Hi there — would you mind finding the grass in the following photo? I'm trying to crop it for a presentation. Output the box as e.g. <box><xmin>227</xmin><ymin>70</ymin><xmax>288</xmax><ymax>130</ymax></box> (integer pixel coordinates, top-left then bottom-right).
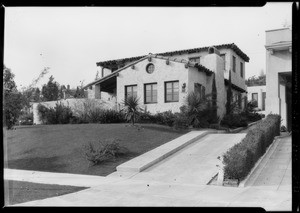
<box><xmin>5</xmin><ymin>180</ymin><xmax>88</xmax><ymax>205</ymax></box>
<box><xmin>4</xmin><ymin>123</ymin><xmax>188</xmax><ymax>176</ymax></box>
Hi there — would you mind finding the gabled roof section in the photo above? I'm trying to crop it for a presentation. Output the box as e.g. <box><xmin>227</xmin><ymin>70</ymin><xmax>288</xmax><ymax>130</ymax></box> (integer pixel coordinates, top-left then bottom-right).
<box><xmin>96</xmin><ymin>43</ymin><xmax>250</xmax><ymax>69</ymax></box>
<box><xmin>84</xmin><ymin>54</ymin><xmax>213</xmax><ymax>89</ymax></box>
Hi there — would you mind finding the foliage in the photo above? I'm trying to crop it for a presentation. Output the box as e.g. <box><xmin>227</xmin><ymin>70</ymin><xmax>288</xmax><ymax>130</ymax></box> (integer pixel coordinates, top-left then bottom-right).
<box><xmin>37</xmin><ymin>102</ymin><xmax>74</xmax><ymax>124</ymax></box>
<box><xmin>211</xmin><ymin>73</ymin><xmax>218</xmax><ymax>120</ymax></box>
<box><xmin>245</xmin><ymin>74</ymin><xmax>266</xmax><ymax>87</ymax></box>
<box><xmin>82</xmin><ymin>138</ymin><xmax>127</xmax><ymax>166</ymax></box>
<box><xmin>220</xmin><ymin>113</ymin><xmax>248</xmax><ymax>129</ymax></box>
<box><xmin>3</xmin><ymin>65</ymin><xmax>25</xmax><ymax>129</ymax></box>
<box><xmin>182</xmin><ymin>91</ymin><xmax>218</xmax><ymax>128</ymax></box>
<box><xmin>98</xmin><ymin>109</ymin><xmax>125</xmax><ymax>124</ymax></box>
<box><xmin>41</xmin><ymin>75</ymin><xmax>59</xmax><ymax>101</ymax></box>
<box><xmin>18</xmin><ymin>112</ymin><xmax>33</xmax><ymax>125</ymax></box>
<box><xmin>121</xmin><ymin>96</ymin><xmax>142</xmax><ymax>125</ymax></box>
<box><xmin>226</xmin><ymin>70</ymin><xmax>233</xmax><ymax>115</ymax></box>
<box><xmin>222</xmin><ymin>114</ymin><xmax>281</xmax><ymax>180</ymax></box>
<box><xmin>172</xmin><ymin>113</ymin><xmax>190</xmax><ymax>129</ymax></box>
<box><xmin>280</xmin><ymin>125</ymin><xmax>287</xmax><ymax>132</ymax></box>
<box><xmin>240</xmin><ymin>101</ymin><xmax>264</xmax><ymax>123</ymax></box>
<box><xmin>72</xmin><ymin>99</ymin><xmax>124</xmax><ymax>124</ymax></box>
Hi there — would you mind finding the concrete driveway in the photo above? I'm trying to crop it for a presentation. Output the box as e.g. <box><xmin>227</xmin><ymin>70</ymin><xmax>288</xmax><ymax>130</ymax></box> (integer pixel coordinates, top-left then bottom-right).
<box><xmin>130</xmin><ymin>134</ymin><xmax>246</xmax><ymax>185</ymax></box>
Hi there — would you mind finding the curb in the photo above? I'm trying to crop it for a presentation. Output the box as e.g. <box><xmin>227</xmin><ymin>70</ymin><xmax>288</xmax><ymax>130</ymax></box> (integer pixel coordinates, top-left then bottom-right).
<box><xmin>238</xmin><ymin>136</ymin><xmax>281</xmax><ymax>187</ymax></box>
<box><xmin>117</xmin><ymin>130</ymin><xmax>217</xmax><ymax>173</ymax></box>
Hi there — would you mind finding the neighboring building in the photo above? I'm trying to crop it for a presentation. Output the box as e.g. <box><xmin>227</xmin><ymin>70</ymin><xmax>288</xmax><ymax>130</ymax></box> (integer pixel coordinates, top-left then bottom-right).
<box><xmin>247</xmin><ymin>85</ymin><xmax>266</xmax><ymax>114</ymax></box>
<box><xmin>84</xmin><ymin>43</ymin><xmax>249</xmax><ymax>119</ymax></box>
<box><xmin>265</xmin><ymin>28</ymin><xmax>292</xmax><ymax>131</ymax></box>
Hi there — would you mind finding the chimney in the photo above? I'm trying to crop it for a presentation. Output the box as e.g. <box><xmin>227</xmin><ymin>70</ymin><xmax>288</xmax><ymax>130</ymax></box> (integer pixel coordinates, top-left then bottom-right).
<box><xmin>67</xmin><ymin>85</ymin><xmax>70</xmax><ymax>90</ymax></box>
<box><xmin>208</xmin><ymin>46</ymin><xmax>221</xmax><ymax>56</ymax></box>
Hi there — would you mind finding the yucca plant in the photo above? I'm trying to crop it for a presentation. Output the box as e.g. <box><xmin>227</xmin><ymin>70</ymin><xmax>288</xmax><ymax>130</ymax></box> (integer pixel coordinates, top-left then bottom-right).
<box><xmin>121</xmin><ymin>96</ymin><xmax>142</xmax><ymax>125</ymax></box>
<box><xmin>184</xmin><ymin>91</ymin><xmax>217</xmax><ymax>128</ymax></box>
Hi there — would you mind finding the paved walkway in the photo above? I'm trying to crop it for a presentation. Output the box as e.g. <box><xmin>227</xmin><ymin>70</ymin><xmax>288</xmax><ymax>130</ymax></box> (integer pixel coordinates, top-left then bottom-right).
<box><xmin>4</xmin><ymin>134</ymin><xmax>291</xmax><ymax>210</ymax></box>
<box><xmin>248</xmin><ymin>135</ymin><xmax>291</xmax><ymax>191</ymax></box>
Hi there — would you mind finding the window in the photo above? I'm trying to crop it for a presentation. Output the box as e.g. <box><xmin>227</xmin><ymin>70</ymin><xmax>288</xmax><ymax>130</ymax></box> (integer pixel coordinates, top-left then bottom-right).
<box><xmin>189</xmin><ymin>57</ymin><xmax>200</xmax><ymax>63</ymax></box>
<box><xmin>220</xmin><ymin>54</ymin><xmax>226</xmax><ymax>70</ymax></box>
<box><xmin>165</xmin><ymin>81</ymin><xmax>179</xmax><ymax>102</ymax></box>
<box><xmin>232</xmin><ymin>55</ymin><xmax>236</xmax><ymax>72</ymax></box>
<box><xmin>240</xmin><ymin>62</ymin><xmax>244</xmax><ymax>78</ymax></box>
<box><xmin>146</xmin><ymin>63</ymin><xmax>155</xmax><ymax>74</ymax></box>
<box><xmin>125</xmin><ymin>85</ymin><xmax>137</xmax><ymax>100</ymax></box>
<box><xmin>252</xmin><ymin>93</ymin><xmax>258</xmax><ymax>107</ymax></box>
<box><xmin>194</xmin><ymin>83</ymin><xmax>205</xmax><ymax>99</ymax></box>
<box><xmin>144</xmin><ymin>83</ymin><xmax>157</xmax><ymax>104</ymax></box>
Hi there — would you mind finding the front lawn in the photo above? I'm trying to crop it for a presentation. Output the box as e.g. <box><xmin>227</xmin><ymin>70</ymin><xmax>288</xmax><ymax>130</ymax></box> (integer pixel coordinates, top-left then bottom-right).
<box><xmin>4</xmin><ymin>123</ymin><xmax>188</xmax><ymax>176</ymax></box>
<box><xmin>5</xmin><ymin>180</ymin><xmax>88</xmax><ymax>205</ymax></box>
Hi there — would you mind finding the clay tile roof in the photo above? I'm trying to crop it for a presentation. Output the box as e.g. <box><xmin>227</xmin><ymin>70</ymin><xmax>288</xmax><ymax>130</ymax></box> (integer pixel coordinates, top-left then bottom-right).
<box><xmin>96</xmin><ymin>43</ymin><xmax>250</xmax><ymax>68</ymax></box>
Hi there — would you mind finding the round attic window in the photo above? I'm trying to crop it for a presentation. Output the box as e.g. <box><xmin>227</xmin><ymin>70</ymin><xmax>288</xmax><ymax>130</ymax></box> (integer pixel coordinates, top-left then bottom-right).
<box><xmin>146</xmin><ymin>63</ymin><xmax>155</xmax><ymax>74</ymax></box>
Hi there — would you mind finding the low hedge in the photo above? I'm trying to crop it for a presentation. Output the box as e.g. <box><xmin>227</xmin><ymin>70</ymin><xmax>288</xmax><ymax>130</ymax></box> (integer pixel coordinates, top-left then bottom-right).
<box><xmin>222</xmin><ymin>114</ymin><xmax>281</xmax><ymax>181</ymax></box>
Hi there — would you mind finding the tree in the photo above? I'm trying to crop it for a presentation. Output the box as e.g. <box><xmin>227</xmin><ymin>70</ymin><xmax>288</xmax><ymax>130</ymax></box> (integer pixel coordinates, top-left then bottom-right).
<box><xmin>211</xmin><ymin>73</ymin><xmax>218</xmax><ymax>120</ymax></box>
<box><xmin>3</xmin><ymin>65</ymin><xmax>24</xmax><ymax>129</ymax></box>
<box><xmin>41</xmin><ymin>75</ymin><xmax>59</xmax><ymax>101</ymax></box>
<box><xmin>226</xmin><ymin>70</ymin><xmax>233</xmax><ymax>115</ymax></box>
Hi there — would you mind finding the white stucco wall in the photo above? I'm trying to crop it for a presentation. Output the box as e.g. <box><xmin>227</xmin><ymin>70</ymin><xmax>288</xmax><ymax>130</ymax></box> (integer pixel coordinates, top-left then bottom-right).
<box><xmin>247</xmin><ymin>85</ymin><xmax>266</xmax><ymax>113</ymax></box>
<box><xmin>223</xmin><ymin>49</ymin><xmax>246</xmax><ymax>91</ymax></box>
<box><xmin>265</xmin><ymin>28</ymin><xmax>292</xmax><ymax>127</ymax></box>
<box><xmin>201</xmin><ymin>53</ymin><xmax>226</xmax><ymax>118</ymax></box>
<box><xmin>116</xmin><ymin>57</ymin><xmax>189</xmax><ymax>113</ymax></box>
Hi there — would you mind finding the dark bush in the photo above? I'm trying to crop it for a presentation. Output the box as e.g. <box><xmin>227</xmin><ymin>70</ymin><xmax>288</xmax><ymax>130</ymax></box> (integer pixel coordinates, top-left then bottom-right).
<box><xmin>82</xmin><ymin>138</ymin><xmax>127</xmax><ymax>166</ymax></box>
<box><xmin>98</xmin><ymin>109</ymin><xmax>125</xmax><ymax>123</ymax></box>
<box><xmin>220</xmin><ymin>113</ymin><xmax>248</xmax><ymax>128</ymax></box>
<box><xmin>222</xmin><ymin>114</ymin><xmax>281</xmax><ymax>181</ymax></box>
<box><xmin>19</xmin><ymin>112</ymin><xmax>33</xmax><ymax>125</ymax></box>
<box><xmin>37</xmin><ymin>103</ymin><xmax>74</xmax><ymax>124</ymax></box>
<box><xmin>173</xmin><ymin>113</ymin><xmax>190</xmax><ymax>130</ymax></box>
<box><xmin>138</xmin><ymin>110</ymin><xmax>177</xmax><ymax>127</ymax></box>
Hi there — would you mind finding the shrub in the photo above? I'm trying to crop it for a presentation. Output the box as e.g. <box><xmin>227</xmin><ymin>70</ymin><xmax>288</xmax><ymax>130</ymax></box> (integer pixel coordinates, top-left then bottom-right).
<box><xmin>98</xmin><ymin>109</ymin><xmax>125</xmax><ymax>123</ymax></box>
<box><xmin>280</xmin><ymin>125</ymin><xmax>287</xmax><ymax>132</ymax></box>
<box><xmin>82</xmin><ymin>138</ymin><xmax>127</xmax><ymax>166</ymax></box>
<box><xmin>138</xmin><ymin>111</ymin><xmax>156</xmax><ymax>123</ymax></box>
<box><xmin>173</xmin><ymin>113</ymin><xmax>190</xmax><ymax>129</ymax></box>
<box><xmin>220</xmin><ymin>113</ymin><xmax>248</xmax><ymax>128</ymax></box>
<box><xmin>37</xmin><ymin>103</ymin><xmax>74</xmax><ymax>124</ymax></box>
<box><xmin>222</xmin><ymin>114</ymin><xmax>281</xmax><ymax>181</ymax></box>
<box><xmin>19</xmin><ymin>112</ymin><xmax>33</xmax><ymax>125</ymax></box>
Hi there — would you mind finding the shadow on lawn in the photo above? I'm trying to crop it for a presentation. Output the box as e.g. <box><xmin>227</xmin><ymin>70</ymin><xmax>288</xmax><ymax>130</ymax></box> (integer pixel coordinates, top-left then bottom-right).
<box><xmin>7</xmin><ymin>156</ymin><xmax>67</xmax><ymax>173</ymax></box>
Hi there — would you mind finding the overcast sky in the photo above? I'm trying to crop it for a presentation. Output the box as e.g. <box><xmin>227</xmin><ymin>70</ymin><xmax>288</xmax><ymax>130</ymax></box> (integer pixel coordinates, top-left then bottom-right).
<box><xmin>4</xmin><ymin>3</ymin><xmax>293</xmax><ymax>89</ymax></box>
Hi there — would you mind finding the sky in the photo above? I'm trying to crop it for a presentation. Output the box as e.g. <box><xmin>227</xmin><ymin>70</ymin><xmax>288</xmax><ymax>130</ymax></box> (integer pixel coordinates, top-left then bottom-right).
<box><xmin>4</xmin><ymin>3</ymin><xmax>293</xmax><ymax>90</ymax></box>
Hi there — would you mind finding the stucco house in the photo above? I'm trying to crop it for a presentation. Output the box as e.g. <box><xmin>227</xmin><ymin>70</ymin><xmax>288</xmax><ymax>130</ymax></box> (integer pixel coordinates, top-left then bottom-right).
<box><xmin>83</xmin><ymin>43</ymin><xmax>249</xmax><ymax>119</ymax></box>
<box><xmin>265</xmin><ymin>28</ymin><xmax>292</xmax><ymax>131</ymax></box>
<box><xmin>247</xmin><ymin>85</ymin><xmax>266</xmax><ymax>114</ymax></box>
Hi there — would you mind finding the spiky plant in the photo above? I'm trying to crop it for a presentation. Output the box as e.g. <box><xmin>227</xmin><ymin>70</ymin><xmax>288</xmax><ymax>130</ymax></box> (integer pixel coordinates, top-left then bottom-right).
<box><xmin>121</xmin><ymin>96</ymin><xmax>142</xmax><ymax>125</ymax></box>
